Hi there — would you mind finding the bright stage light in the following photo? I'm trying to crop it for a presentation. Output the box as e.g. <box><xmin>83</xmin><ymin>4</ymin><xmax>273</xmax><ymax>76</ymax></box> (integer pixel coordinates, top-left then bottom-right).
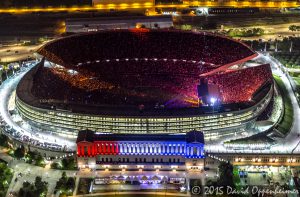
<box><xmin>210</xmin><ymin>97</ymin><xmax>216</xmax><ymax>105</ymax></box>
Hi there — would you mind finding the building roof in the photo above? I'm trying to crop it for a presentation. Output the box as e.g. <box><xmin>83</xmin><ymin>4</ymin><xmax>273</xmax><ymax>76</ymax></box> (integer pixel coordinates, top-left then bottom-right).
<box><xmin>66</xmin><ymin>16</ymin><xmax>173</xmax><ymax>24</ymax></box>
<box><xmin>76</xmin><ymin>129</ymin><xmax>95</xmax><ymax>143</ymax></box>
<box><xmin>76</xmin><ymin>129</ymin><xmax>205</xmax><ymax>144</ymax></box>
<box><xmin>186</xmin><ymin>130</ymin><xmax>205</xmax><ymax>144</ymax></box>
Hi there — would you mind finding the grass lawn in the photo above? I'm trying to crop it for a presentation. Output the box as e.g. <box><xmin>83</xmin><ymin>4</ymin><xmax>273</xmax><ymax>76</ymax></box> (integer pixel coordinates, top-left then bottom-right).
<box><xmin>224</xmin><ymin>132</ymin><xmax>274</xmax><ymax>145</ymax></box>
<box><xmin>293</xmin><ymin>77</ymin><xmax>300</xmax><ymax>85</ymax></box>
<box><xmin>273</xmin><ymin>52</ymin><xmax>300</xmax><ymax>69</ymax></box>
<box><xmin>292</xmin><ymin>77</ymin><xmax>300</xmax><ymax>103</ymax></box>
<box><xmin>273</xmin><ymin>75</ymin><xmax>294</xmax><ymax>135</ymax></box>
<box><xmin>233</xmin><ymin>167</ymin><xmax>242</xmax><ymax>190</ymax></box>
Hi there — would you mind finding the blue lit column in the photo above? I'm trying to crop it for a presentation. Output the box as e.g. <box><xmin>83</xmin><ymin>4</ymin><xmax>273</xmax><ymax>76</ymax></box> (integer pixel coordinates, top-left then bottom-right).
<box><xmin>159</xmin><ymin>144</ymin><xmax>162</xmax><ymax>154</ymax></box>
<box><xmin>120</xmin><ymin>143</ymin><xmax>123</xmax><ymax>153</ymax></box>
<box><xmin>145</xmin><ymin>144</ymin><xmax>149</xmax><ymax>154</ymax></box>
<box><xmin>129</xmin><ymin>143</ymin><xmax>132</xmax><ymax>154</ymax></box>
<box><xmin>137</xmin><ymin>144</ymin><xmax>140</xmax><ymax>154</ymax></box>
<box><xmin>186</xmin><ymin>146</ymin><xmax>190</xmax><ymax>156</ymax></box>
<box><xmin>125</xmin><ymin>144</ymin><xmax>128</xmax><ymax>153</ymax></box>
<box><xmin>150</xmin><ymin>144</ymin><xmax>153</xmax><ymax>154</ymax></box>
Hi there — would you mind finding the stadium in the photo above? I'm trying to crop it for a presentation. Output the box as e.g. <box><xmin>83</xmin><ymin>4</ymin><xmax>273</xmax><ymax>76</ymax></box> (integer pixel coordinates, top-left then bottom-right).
<box><xmin>15</xmin><ymin>29</ymin><xmax>274</xmax><ymax>140</ymax></box>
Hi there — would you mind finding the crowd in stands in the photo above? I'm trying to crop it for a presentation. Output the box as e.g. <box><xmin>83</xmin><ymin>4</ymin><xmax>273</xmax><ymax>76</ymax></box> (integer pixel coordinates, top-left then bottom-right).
<box><xmin>205</xmin><ymin>64</ymin><xmax>273</xmax><ymax>104</ymax></box>
<box><xmin>32</xmin><ymin>30</ymin><xmax>272</xmax><ymax>108</ymax></box>
<box><xmin>38</xmin><ymin>30</ymin><xmax>255</xmax><ymax>68</ymax></box>
<box><xmin>32</xmin><ymin>60</ymin><xmax>272</xmax><ymax>108</ymax></box>
<box><xmin>33</xmin><ymin>59</ymin><xmax>212</xmax><ymax>108</ymax></box>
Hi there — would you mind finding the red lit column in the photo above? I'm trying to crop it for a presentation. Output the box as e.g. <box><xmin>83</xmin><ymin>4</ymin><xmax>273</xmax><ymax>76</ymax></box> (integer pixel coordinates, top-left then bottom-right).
<box><xmin>111</xmin><ymin>143</ymin><xmax>115</xmax><ymax>154</ymax></box>
<box><xmin>77</xmin><ymin>145</ymin><xmax>81</xmax><ymax>156</ymax></box>
<box><xmin>81</xmin><ymin>146</ymin><xmax>85</xmax><ymax>156</ymax></box>
<box><xmin>103</xmin><ymin>143</ymin><xmax>106</xmax><ymax>155</ymax></box>
<box><xmin>107</xmin><ymin>143</ymin><xmax>111</xmax><ymax>154</ymax></box>
<box><xmin>99</xmin><ymin>143</ymin><xmax>102</xmax><ymax>155</ymax></box>
<box><xmin>115</xmin><ymin>143</ymin><xmax>119</xmax><ymax>155</ymax></box>
<box><xmin>95</xmin><ymin>143</ymin><xmax>99</xmax><ymax>155</ymax></box>
<box><xmin>92</xmin><ymin>144</ymin><xmax>95</xmax><ymax>156</ymax></box>
<box><xmin>88</xmin><ymin>145</ymin><xmax>91</xmax><ymax>157</ymax></box>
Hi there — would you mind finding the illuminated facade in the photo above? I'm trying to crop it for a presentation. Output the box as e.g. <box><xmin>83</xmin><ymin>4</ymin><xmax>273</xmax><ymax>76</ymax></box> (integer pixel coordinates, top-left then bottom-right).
<box><xmin>15</xmin><ymin>30</ymin><xmax>274</xmax><ymax>141</ymax></box>
<box><xmin>92</xmin><ymin>0</ymin><xmax>300</xmax><ymax>9</ymax></box>
<box><xmin>66</xmin><ymin>16</ymin><xmax>173</xmax><ymax>33</ymax></box>
<box><xmin>15</xmin><ymin>79</ymin><xmax>273</xmax><ymax>139</ymax></box>
<box><xmin>77</xmin><ymin>129</ymin><xmax>205</xmax><ymax>171</ymax></box>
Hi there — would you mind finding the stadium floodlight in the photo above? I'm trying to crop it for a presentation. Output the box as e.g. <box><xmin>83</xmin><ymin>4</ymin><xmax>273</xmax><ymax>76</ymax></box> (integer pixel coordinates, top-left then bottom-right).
<box><xmin>210</xmin><ymin>97</ymin><xmax>216</xmax><ymax>106</ymax></box>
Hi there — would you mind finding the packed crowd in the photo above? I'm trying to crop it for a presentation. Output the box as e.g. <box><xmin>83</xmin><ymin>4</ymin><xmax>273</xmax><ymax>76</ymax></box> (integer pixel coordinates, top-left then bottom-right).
<box><xmin>33</xmin><ymin>59</ymin><xmax>214</xmax><ymax>108</ymax></box>
<box><xmin>32</xmin><ymin>60</ymin><xmax>272</xmax><ymax>108</ymax></box>
<box><xmin>205</xmin><ymin>64</ymin><xmax>273</xmax><ymax>104</ymax></box>
<box><xmin>38</xmin><ymin>30</ymin><xmax>255</xmax><ymax>68</ymax></box>
<box><xmin>33</xmin><ymin>30</ymin><xmax>268</xmax><ymax>108</ymax></box>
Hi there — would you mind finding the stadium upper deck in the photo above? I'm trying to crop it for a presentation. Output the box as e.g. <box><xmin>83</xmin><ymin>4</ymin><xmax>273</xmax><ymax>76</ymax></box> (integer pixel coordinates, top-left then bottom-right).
<box><xmin>15</xmin><ymin>30</ymin><xmax>274</xmax><ymax>137</ymax></box>
<box><xmin>29</xmin><ymin>30</ymin><xmax>267</xmax><ymax>110</ymax></box>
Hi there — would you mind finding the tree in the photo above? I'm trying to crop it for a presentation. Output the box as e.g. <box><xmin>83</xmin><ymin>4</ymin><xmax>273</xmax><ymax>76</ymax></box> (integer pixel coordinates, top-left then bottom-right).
<box><xmin>35</xmin><ymin>176</ymin><xmax>47</xmax><ymax>195</ymax></box>
<box><xmin>55</xmin><ymin>172</ymin><xmax>75</xmax><ymax>195</ymax></box>
<box><xmin>51</xmin><ymin>162</ymin><xmax>61</xmax><ymax>169</ymax></box>
<box><xmin>25</xmin><ymin>151</ymin><xmax>45</xmax><ymax>167</ymax></box>
<box><xmin>18</xmin><ymin>177</ymin><xmax>48</xmax><ymax>197</ymax></box>
<box><xmin>0</xmin><ymin>134</ymin><xmax>9</xmax><ymax>148</ymax></box>
<box><xmin>0</xmin><ymin>162</ymin><xmax>13</xmax><ymax>197</ymax></box>
<box><xmin>217</xmin><ymin>161</ymin><xmax>234</xmax><ymax>187</ymax></box>
<box><xmin>61</xmin><ymin>157</ymin><xmax>76</xmax><ymax>170</ymax></box>
<box><xmin>35</xmin><ymin>154</ymin><xmax>45</xmax><ymax>167</ymax></box>
<box><xmin>66</xmin><ymin>177</ymin><xmax>75</xmax><ymax>190</ymax></box>
<box><xmin>62</xmin><ymin>171</ymin><xmax>67</xmax><ymax>180</ymax></box>
<box><xmin>14</xmin><ymin>145</ymin><xmax>25</xmax><ymax>159</ymax></box>
<box><xmin>289</xmin><ymin>25</ymin><xmax>297</xmax><ymax>32</ymax></box>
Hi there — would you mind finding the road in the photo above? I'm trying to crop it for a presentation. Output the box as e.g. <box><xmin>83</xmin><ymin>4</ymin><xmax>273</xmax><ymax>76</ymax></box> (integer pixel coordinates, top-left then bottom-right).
<box><xmin>287</xmin><ymin>68</ymin><xmax>300</xmax><ymax>73</ymax></box>
<box><xmin>0</xmin><ymin>44</ymin><xmax>42</xmax><ymax>62</ymax></box>
<box><xmin>231</xmin><ymin>22</ymin><xmax>300</xmax><ymax>41</ymax></box>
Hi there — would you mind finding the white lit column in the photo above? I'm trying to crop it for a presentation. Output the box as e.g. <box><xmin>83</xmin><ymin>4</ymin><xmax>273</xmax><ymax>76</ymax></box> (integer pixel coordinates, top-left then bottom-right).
<box><xmin>120</xmin><ymin>143</ymin><xmax>123</xmax><ymax>153</ymax></box>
